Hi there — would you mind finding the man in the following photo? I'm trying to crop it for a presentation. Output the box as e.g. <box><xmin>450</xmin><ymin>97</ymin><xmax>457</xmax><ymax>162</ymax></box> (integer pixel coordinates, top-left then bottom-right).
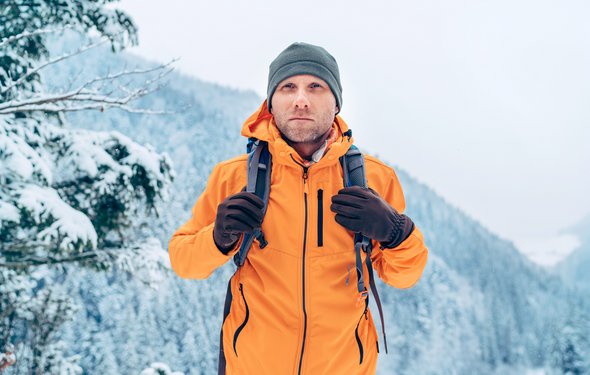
<box><xmin>169</xmin><ymin>42</ymin><xmax>428</xmax><ymax>375</ymax></box>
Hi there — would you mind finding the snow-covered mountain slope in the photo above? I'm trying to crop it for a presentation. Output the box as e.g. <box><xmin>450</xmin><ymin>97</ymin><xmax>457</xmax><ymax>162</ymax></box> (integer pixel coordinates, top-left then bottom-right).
<box><xmin>554</xmin><ymin>215</ymin><xmax>590</xmax><ymax>296</ymax></box>
<box><xmin>43</xmin><ymin>41</ymin><xmax>589</xmax><ymax>374</ymax></box>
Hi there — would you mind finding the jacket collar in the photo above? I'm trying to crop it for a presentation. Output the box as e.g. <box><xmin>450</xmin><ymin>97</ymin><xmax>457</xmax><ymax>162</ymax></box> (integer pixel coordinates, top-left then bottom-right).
<box><xmin>240</xmin><ymin>100</ymin><xmax>354</xmax><ymax>168</ymax></box>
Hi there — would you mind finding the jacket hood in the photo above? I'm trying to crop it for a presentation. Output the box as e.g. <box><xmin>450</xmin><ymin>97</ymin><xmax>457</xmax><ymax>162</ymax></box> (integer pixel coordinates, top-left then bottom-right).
<box><xmin>240</xmin><ymin>100</ymin><xmax>354</xmax><ymax>167</ymax></box>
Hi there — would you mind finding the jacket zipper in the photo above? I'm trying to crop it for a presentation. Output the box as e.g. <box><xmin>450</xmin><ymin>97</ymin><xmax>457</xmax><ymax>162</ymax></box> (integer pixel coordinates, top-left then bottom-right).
<box><xmin>233</xmin><ymin>283</ymin><xmax>250</xmax><ymax>357</ymax></box>
<box><xmin>317</xmin><ymin>189</ymin><xmax>323</xmax><ymax>247</ymax></box>
<box><xmin>297</xmin><ymin>164</ymin><xmax>309</xmax><ymax>375</ymax></box>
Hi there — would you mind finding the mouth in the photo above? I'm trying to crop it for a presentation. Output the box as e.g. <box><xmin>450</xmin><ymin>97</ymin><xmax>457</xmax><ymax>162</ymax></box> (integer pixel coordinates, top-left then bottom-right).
<box><xmin>290</xmin><ymin>117</ymin><xmax>313</xmax><ymax>121</ymax></box>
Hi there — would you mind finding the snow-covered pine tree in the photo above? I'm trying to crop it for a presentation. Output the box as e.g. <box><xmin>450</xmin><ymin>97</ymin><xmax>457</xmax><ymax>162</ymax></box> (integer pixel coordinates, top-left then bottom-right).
<box><xmin>548</xmin><ymin>304</ymin><xmax>590</xmax><ymax>375</ymax></box>
<box><xmin>0</xmin><ymin>1</ymin><xmax>174</xmax><ymax>373</ymax></box>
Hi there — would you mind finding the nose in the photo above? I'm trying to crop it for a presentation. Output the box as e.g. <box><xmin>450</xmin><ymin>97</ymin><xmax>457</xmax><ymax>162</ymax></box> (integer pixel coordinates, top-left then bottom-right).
<box><xmin>293</xmin><ymin>88</ymin><xmax>310</xmax><ymax>109</ymax></box>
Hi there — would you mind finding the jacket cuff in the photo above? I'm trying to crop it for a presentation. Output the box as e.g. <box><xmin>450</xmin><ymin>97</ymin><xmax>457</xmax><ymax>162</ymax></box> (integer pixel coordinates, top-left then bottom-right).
<box><xmin>213</xmin><ymin>230</ymin><xmax>244</xmax><ymax>255</ymax></box>
<box><xmin>379</xmin><ymin>214</ymin><xmax>415</xmax><ymax>250</ymax></box>
<box><xmin>215</xmin><ymin>237</ymin><xmax>237</xmax><ymax>255</ymax></box>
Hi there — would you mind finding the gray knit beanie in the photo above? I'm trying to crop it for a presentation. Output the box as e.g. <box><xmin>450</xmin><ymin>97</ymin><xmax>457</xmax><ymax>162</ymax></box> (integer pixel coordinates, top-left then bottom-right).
<box><xmin>267</xmin><ymin>42</ymin><xmax>342</xmax><ymax>113</ymax></box>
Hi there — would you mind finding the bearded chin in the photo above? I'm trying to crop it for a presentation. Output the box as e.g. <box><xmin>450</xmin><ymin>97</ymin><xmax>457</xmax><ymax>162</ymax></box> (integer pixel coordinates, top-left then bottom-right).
<box><xmin>282</xmin><ymin>127</ymin><xmax>322</xmax><ymax>144</ymax></box>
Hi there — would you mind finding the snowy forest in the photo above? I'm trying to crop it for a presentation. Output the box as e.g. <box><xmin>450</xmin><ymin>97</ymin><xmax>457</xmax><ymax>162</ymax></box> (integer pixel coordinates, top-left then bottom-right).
<box><xmin>1</xmin><ymin>1</ymin><xmax>589</xmax><ymax>374</ymax></box>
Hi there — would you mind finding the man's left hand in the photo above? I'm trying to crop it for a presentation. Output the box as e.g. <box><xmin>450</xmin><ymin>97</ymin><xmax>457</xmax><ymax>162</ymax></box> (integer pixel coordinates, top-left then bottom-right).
<box><xmin>330</xmin><ymin>186</ymin><xmax>414</xmax><ymax>248</ymax></box>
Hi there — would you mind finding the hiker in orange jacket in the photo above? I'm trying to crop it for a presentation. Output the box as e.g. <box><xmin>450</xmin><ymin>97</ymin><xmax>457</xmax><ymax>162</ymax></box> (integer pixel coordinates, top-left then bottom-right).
<box><xmin>169</xmin><ymin>42</ymin><xmax>428</xmax><ymax>374</ymax></box>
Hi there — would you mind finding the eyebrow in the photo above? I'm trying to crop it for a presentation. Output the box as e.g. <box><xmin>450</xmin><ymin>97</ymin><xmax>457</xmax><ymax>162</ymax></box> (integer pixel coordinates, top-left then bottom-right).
<box><xmin>281</xmin><ymin>80</ymin><xmax>324</xmax><ymax>86</ymax></box>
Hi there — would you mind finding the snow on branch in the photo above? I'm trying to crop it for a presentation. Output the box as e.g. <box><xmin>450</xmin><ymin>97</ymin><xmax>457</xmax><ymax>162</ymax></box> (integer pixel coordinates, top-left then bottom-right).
<box><xmin>0</xmin><ymin>238</ymin><xmax>171</xmax><ymax>290</ymax></box>
<box><xmin>0</xmin><ymin>59</ymin><xmax>176</xmax><ymax>115</ymax></box>
<box><xmin>0</xmin><ymin>26</ymin><xmax>72</xmax><ymax>48</ymax></box>
<box><xmin>2</xmin><ymin>184</ymin><xmax>99</xmax><ymax>254</ymax></box>
<box><xmin>1</xmin><ymin>117</ymin><xmax>174</xmax><ymax>271</ymax></box>
<box><xmin>0</xmin><ymin>248</ymin><xmax>117</xmax><ymax>269</ymax></box>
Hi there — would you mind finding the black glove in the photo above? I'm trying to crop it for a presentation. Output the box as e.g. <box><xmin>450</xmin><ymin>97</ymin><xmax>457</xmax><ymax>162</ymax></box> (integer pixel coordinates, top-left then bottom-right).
<box><xmin>213</xmin><ymin>191</ymin><xmax>264</xmax><ymax>254</ymax></box>
<box><xmin>330</xmin><ymin>186</ymin><xmax>414</xmax><ymax>249</ymax></box>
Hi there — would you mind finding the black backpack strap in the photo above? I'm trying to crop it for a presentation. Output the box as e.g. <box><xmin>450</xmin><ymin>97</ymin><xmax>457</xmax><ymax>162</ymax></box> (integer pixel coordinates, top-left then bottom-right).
<box><xmin>340</xmin><ymin>143</ymin><xmax>389</xmax><ymax>354</ymax></box>
<box><xmin>365</xmin><ymin>243</ymin><xmax>388</xmax><ymax>354</ymax></box>
<box><xmin>219</xmin><ymin>140</ymin><xmax>272</xmax><ymax>374</ymax></box>
<box><xmin>233</xmin><ymin>140</ymin><xmax>272</xmax><ymax>267</ymax></box>
<box><xmin>218</xmin><ymin>278</ymin><xmax>233</xmax><ymax>375</ymax></box>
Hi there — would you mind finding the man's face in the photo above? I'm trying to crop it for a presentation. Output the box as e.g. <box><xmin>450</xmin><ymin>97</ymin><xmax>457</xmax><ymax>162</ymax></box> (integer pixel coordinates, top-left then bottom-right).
<box><xmin>270</xmin><ymin>74</ymin><xmax>338</xmax><ymax>144</ymax></box>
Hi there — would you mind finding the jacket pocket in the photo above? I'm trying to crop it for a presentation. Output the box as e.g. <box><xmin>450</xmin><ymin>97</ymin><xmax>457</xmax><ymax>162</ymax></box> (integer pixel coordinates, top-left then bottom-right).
<box><xmin>233</xmin><ymin>283</ymin><xmax>250</xmax><ymax>357</ymax></box>
<box><xmin>317</xmin><ymin>188</ymin><xmax>323</xmax><ymax>247</ymax></box>
<box><xmin>354</xmin><ymin>309</ymin><xmax>368</xmax><ymax>365</ymax></box>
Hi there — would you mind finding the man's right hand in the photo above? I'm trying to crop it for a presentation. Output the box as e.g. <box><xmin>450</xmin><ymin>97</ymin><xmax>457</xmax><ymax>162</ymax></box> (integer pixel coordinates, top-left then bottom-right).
<box><xmin>213</xmin><ymin>191</ymin><xmax>265</xmax><ymax>254</ymax></box>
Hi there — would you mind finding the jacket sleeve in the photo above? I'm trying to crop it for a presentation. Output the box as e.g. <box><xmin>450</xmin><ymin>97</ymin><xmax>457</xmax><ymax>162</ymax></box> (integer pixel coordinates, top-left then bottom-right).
<box><xmin>168</xmin><ymin>162</ymin><xmax>244</xmax><ymax>279</ymax></box>
<box><xmin>367</xmin><ymin>163</ymin><xmax>429</xmax><ymax>289</ymax></box>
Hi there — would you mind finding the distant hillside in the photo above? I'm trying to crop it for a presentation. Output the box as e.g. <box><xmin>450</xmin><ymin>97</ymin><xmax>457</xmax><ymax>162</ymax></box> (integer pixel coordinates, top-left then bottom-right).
<box><xmin>555</xmin><ymin>215</ymin><xmax>590</xmax><ymax>296</ymax></box>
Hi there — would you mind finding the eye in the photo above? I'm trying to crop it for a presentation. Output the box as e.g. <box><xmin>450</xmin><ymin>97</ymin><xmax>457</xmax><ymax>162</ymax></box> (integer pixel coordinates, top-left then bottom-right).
<box><xmin>310</xmin><ymin>83</ymin><xmax>322</xmax><ymax>88</ymax></box>
<box><xmin>281</xmin><ymin>83</ymin><xmax>295</xmax><ymax>89</ymax></box>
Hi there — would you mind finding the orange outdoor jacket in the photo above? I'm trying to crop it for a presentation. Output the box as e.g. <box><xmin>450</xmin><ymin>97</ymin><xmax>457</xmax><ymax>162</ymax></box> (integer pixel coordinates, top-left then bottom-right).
<box><xmin>168</xmin><ymin>101</ymin><xmax>429</xmax><ymax>374</ymax></box>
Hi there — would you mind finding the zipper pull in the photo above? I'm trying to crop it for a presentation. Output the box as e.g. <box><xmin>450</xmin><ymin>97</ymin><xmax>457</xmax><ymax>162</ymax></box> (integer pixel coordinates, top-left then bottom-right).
<box><xmin>303</xmin><ymin>166</ymin><xmax>309</xmax><ymax>194</ymax></box>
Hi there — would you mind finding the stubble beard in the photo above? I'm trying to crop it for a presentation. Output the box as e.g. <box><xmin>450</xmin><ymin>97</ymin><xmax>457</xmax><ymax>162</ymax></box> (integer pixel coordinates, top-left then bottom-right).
<box><xmin>274</xmin><ymin>111</ymin><xmax>335</xmax><ymax>144</ymax></box>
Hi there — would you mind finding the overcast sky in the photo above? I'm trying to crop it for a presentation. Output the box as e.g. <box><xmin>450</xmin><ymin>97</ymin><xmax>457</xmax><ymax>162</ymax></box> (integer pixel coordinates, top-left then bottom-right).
<box><xmin>117</xmin><ymin>0</ymin><xmax>590</xmax><ymax>266</ymax></box>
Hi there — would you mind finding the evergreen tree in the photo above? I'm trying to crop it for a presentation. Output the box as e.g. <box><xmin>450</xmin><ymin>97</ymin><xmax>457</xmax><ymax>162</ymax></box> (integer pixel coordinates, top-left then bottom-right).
<box><xmin>0</xmin><ymin>1</ymin><xmax>174</xmax><ymax>372</ymax></box>
<box><xmin>549</xmin><ymin>305</ymin><xmax>590</xmax><ymax>375</ymax></box>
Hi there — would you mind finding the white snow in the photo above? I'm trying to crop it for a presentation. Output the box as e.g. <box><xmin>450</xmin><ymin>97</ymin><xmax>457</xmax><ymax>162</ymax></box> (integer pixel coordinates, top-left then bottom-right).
<box><xmin>18</xmin><ymin>184</ymin><xmax>98</xmax><ymax>250</ymax></box>
<box><xmin>112</xmin><ymin>237</ymin><xmax>170</xmax><ymax>289</ymax></box>
<box><xmin>0</xmin><ymin>200</ymin><xmax>20</xmax><ymax>223</ymax></box>
<box><xmin>55</xmin><ymin>129</ymin><xmax>131</xmax><ymax>182</ymax></box>
<box><xmin>0</xmin><ymin>133</ymin><xmax>34</xmax><ymax>180</ymax></box>
<box><xmin>0</xmin><ymin>127</ymin><xmax>52</xmax><ymax>183</ymax></box>
<box><xmin>113</xmin><ymin>130</ymin><xmax>166</xmax><ymax>181</ymax></box>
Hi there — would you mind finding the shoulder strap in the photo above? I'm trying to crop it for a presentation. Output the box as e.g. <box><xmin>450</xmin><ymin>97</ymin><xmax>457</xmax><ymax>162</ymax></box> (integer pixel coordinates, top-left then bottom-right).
<box><xmin>233</xmin><ymin>138</ymin><xmax>272</xmax><ymax>267</ymax></box>
<box><xmin>340</xmin><ymin>143</ymin><xmax>389</xmax><ymax>355</ymax></box>
<box><xmin>219</xmin><ymin>139</ymin><xmax>272</xmax><ymax>374</ymax></box>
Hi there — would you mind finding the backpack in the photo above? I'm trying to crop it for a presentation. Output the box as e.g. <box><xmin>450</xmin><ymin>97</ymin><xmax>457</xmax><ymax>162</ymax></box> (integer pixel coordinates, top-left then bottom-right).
<box><xmin>218</xmin><ymin>132</ymin><xmax>388</xmax><ymax>374</ymax></box>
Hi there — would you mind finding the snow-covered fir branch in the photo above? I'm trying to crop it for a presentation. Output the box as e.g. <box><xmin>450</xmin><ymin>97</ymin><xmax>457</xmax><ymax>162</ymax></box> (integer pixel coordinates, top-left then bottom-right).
<box><xmin>1</xmin><ymin>238</ymin><xmax>171</xmax><ymax>289</ymax></box>
<box><xmin>0</xmin><ymin>117</ymin><xmax>174</xmax><ymax>268</ymax></box>
<box><xmin>0</xmin><ymin>249</ymin><xmax>112</xmax><ymax>269</ymax></box>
